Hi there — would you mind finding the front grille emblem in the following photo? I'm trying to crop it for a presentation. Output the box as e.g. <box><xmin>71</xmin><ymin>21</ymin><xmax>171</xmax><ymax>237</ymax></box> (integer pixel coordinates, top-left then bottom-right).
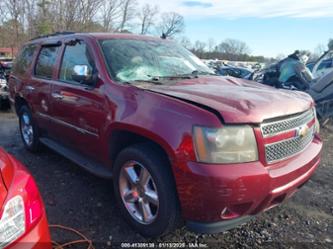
<box><xmin>296</xmin><ymin>124</ymin><xmax>309</xmax><ymax>139</ymax></box>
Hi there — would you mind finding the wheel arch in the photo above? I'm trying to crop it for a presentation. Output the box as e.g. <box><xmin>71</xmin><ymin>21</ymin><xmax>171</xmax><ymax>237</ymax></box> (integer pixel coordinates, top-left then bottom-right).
<box><xmin>14</xmin><ymin>95</ymin><xmax>31</xmax><ymax>114</ymax></box>
<box><xmin>108</xmin><ymin>126</ymin><xmax>176</xmax><ymax>168</ymax></box>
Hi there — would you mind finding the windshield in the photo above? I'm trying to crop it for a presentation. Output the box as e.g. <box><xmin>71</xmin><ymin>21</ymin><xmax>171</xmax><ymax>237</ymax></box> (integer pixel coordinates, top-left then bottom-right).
<box><xmin>99</xmin><ymin>39</ymin><xmax>214</xmax><ymax>83</ymax></box>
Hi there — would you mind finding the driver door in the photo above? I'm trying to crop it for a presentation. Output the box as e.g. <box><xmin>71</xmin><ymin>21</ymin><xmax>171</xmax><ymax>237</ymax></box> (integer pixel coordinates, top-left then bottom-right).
<box><xmin>49</xmin><ymin>38</ymin><xmax>107</xmax><ymax>160</ymax></box>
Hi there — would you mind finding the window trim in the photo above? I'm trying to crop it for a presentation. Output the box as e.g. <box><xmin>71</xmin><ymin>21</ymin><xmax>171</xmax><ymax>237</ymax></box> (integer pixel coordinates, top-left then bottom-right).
<box><xmin>34</xmin><ymin>44</ymin><xmax>61</xmax><ymax>80</ymax></box>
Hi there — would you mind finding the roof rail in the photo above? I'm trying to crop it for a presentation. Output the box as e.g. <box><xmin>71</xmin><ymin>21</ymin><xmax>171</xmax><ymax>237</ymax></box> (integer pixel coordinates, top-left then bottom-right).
<box><xmin>30</xmin><ymin>31</ymin><xmax>76</xmax><ymax>41</ymax></box>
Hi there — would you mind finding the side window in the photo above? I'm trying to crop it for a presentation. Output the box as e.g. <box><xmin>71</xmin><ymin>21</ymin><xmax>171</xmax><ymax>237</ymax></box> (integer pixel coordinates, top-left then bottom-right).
<box><xmin>13</xmin><ymin>44</ymin><xmax>37</xmax><ymax>76</ymax></box>
<box><xmin>59</xmin><ymin>42</ymin><xmax>94</xmax><ymax>84</ymax></box>
<box><xmin>35</xmin><ymin>46</ymin><xmax>59</xmax><ymax>79</ymax></box>
<box><xmin>318</xmin><ymin>59</ymin><xmax>331</xmax><ymax>71</ymax></box>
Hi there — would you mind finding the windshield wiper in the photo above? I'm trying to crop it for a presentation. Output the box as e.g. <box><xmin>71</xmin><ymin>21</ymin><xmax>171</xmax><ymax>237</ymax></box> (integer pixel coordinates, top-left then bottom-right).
<box><xmin>152</xmin><ymin>71</ymin><xmax>218</xmax><ymax>80</ymax></box>
<box><xmin>124</xmin><ymin>79</ymin><xmax>163</xmax><ymax>85</ymax></box>
<box><xmin>191</xmin><ymin>70</ymin><xmax>218</xmax><ymax>76</ymax></box>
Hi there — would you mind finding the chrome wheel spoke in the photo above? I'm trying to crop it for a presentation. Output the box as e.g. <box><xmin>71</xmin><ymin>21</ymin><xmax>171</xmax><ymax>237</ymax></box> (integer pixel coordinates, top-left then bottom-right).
<box><xmin>23</xmin><ymin>114</ymin><xmax>30</xmax><ymax>125</ymax></box>
<box><xmin>144</xmin><ymin>190</ymin><xmax>158</xmax><ymax>206</ymax></box>
<box><xmin>138</xmin><ymin>199</ymin><xmax>153</xmax><ymax>223</ymax></box>
<box><xmin>124</xmin><ymin>167</ymin><xmax>139</xmax><ymax>186</ymax></box>
<box><xmin>139</xmin><ymin>167</ymin><xmax>150</xmax><ymax>187</ymax></box>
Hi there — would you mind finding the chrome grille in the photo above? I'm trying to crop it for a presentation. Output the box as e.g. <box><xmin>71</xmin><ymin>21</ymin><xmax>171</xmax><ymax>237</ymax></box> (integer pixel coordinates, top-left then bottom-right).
<box><xmin>261</xmin><ymin>109</ymin><xmax>314</xmax><ymax>137</ymax></box>
<box><xmin>261</xmin><ymin>109</ymin><xmax>315</xmax><ymax>164</ymax></box>
<box><xmin>265</xmin><ymin>126</ymin><xmax>315</xmax><ymax>163</ymax></box>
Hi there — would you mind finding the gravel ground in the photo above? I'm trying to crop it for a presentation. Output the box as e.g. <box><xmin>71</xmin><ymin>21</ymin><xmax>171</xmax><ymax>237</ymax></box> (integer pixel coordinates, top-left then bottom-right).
<box><xmin>0</xmin><ymin>110</ymin><xmax>332</xmax><ymax>249</ymax></box>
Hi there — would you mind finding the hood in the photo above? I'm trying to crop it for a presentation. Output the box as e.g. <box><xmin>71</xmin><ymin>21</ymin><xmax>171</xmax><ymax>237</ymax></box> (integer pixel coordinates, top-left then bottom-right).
<box><xmin>146</xmin><ymin>76</ymin><xmax>313</xmax><ymax>124</ymax></box>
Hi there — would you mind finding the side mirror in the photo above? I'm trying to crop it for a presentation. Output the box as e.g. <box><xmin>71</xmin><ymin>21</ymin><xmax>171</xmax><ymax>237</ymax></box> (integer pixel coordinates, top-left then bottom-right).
<box><xmin>72</xmin><ymin>65</ymin><xmax>96</xmax><ymax>85</ymax></box>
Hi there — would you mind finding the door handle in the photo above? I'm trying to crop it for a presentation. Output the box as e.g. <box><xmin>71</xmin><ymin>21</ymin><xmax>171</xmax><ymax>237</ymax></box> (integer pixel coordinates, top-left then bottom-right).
<box><xmin>51</xmin><ymin>93</ymin><xmax>64</xmax><ymax>100</ymax></box>
<box><xmin>25</xmin><ymin>85</ymin><xmax>35</xmax><ymax>91</ymax></box>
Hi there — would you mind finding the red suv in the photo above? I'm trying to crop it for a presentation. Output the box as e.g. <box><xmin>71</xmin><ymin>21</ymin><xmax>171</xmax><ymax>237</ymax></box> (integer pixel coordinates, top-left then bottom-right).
<box><xmin>8</xmin><ymin>32</ymin><xmax>322</xmax><ymax>237</ymax></box>
<box><xmin>0</xmin><ymin>148</ymin><xmax>51</xmax><ymax>248</ymax></box>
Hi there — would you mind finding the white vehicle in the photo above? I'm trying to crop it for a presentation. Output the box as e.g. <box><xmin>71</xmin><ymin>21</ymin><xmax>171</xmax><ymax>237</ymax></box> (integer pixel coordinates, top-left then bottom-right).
<box><xmin>312</xmin><ymin>50</ymin><xmax>333</xmax><ymax>79</ymax></box>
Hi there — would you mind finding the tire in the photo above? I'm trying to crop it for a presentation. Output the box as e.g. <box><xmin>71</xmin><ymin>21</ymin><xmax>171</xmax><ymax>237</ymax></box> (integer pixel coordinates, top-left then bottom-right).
<box><xmin>113</xmin><ymin>143</ymin><xmax>181</xmax><ymax>237</ymax></box>
<box><xmin>18</xmin><ymin>105</ymin><xmax>41</xmax><ymax>152</ymax></box>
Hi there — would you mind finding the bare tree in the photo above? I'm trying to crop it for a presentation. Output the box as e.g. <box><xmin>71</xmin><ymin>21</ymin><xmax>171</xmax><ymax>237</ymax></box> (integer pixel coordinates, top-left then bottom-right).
<box><xmin>207</xmin><ymin>38</ymin><xmax>216</xmax><ymax>52</ymax></box>
<box><xmin>194</xmin><ymin>40</ymin><xmax>206</xmax><ymax>52</ymax></box>
<box><xmin>118</xmin><ymin>0</ymin><xmax>137</xmax><ymax>32</ymax></box>
<box><xmin>157</xmin><ymin>12</ymin><xmax>184</xmax><ymax>38</ymax></box>
<box><xmin>78</xmin><ymin>0</ymin><xmax>103</xmax><ymax>31</ymax></box>
<box><xmin>138</xmin><ymin>4</ymin><xmax>158</xmax><ymax>35</ymax></box>
<box><xmin>3</xmin><ymin>0</ymin><xmax>26</xmax><ymax>47</ymax></box>
<box><xmin>314</xmin><ymin>44</ymin><xmax>326</xmax><ymax>57</ymax></box>
<box><xmin>178</xmin><ymin>36</ymin><xmax>192</xmax><ymax>49</ymax></box>
<box><xmin>328</xmin><ymin>39</ymin><xmax>333</xmax><ymax>50</ymax></box>
<box><xmin>24</xmin><ymin>0</ymin><xmax>38</xmax><ymax>38</ymax></box>
<box><xmin>217</xmin><ymin>39</ymin><xmax>250</xmax><ymax>55</ymax></box>
<box><xmin>101</xmin><ymin>0</ymin><xmax>122</xmax><ymax>32</ymax></box>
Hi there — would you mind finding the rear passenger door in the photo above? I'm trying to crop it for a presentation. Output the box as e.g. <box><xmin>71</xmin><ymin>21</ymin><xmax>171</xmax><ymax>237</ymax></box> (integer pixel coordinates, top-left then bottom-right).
<box><xmin>49</xmin><ymin>38</ymin><xmax>107</xmax><ymax>160</ymax></box>
<box><xmin>22</xmin><ymin>44</ymin><xmax>60</xmax><ymax>130</ymax></box>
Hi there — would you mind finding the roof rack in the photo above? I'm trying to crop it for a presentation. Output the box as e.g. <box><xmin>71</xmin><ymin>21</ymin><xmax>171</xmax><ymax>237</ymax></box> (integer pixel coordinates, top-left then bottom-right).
<box><xmin>30</xmin><ymin>31</ymin><xmax>76</xmax><ymax>41</ymax></box>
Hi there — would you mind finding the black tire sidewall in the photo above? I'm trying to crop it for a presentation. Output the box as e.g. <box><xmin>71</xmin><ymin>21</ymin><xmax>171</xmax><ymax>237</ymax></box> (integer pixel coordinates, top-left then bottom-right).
<box><xmin>113</xmin><ymin>144</ymin><xmax>180</xmax><ymax>237</ymax></box>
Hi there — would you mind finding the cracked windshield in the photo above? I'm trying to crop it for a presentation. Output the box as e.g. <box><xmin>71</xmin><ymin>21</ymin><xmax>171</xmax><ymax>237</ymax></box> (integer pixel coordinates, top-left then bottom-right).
<box><xmin>100</xmin><ymin>39</ymin><xmax>214</xmax><ymax>83</ymax></box>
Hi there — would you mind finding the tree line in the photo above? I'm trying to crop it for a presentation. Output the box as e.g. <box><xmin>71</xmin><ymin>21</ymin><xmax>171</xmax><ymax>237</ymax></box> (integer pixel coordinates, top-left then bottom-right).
<box><xmin>0</xmin><ymin>0</ymin><xmax>185</xmax><ymax>48</ymax></box>
<box><xmin>0</xmin><ymin>0</ymin><xmax>332</xmax><ymax>62</ymax></box>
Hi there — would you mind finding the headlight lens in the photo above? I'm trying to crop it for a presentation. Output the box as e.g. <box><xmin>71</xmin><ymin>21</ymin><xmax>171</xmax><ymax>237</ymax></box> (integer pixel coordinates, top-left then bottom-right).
<box><xmin>0</xmin><ymin>196</ymin><xmax>25</xmax><ymax>248</ymax></box>
<box><xmin>193</xmin><ymin>125</ymin><xmax>258</xmax><ymax>164</ymax></box>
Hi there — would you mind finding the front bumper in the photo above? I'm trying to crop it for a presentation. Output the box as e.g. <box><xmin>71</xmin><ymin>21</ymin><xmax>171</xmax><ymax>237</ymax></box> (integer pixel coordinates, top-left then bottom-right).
<box><xmin>187</xmin><ymin>216</ymin><xmax>253</xmax><ymax>234</ymax></box>
<box><xmin>175</xmin><ymin>135</ymin><xmax>322</xmax><ymax>233</ymax></box>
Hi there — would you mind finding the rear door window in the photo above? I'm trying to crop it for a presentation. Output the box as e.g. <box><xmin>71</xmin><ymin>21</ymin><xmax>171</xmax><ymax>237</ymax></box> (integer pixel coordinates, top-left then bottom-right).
<box><xmin>35</xmin><ymin>46</ymin><xmax>59</xmax><ymax>79</ymax></box>
<box><xmin>12</xmin><ymin>44</ymin><xmax>37</xmax><ymax>76</ymax></box>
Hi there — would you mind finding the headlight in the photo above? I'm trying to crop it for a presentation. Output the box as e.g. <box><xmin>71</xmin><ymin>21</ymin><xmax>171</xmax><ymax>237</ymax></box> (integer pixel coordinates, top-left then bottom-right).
<box><xmin>193</xmin><ymin>125</ymin><xmax>258</xmax><ymax>164</ymax></box>
<box><xmin>0</xmin><ymin>196</ymin><xmax>26</xmax><ymax>248</ymax></box>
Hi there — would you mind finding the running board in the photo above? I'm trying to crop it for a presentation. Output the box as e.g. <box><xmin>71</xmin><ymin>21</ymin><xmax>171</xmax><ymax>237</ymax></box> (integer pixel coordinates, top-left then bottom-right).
<box><xmin>40</xmin><ymin>137</ymin><xmax>113</xmax><ymax>178</ymax></box>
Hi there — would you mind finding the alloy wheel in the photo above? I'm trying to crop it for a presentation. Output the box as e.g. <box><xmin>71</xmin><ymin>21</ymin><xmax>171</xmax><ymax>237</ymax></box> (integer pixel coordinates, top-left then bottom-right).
<box><xmin>20</xmin><ymin>112</ymin><xmax>33</xmax><ymax>146</ymax></box>
<box><xmin>119</xmin><ymin>161</ymin><xmax>159</xmax><ymax>225</ymax></box>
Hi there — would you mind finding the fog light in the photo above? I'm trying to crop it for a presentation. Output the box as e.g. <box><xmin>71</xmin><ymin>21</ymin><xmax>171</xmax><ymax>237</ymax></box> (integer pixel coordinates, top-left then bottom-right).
<box><xmin>0</xmin><ymin>196</ymin><xmax>25</xmax><ymax>248</ymax></box>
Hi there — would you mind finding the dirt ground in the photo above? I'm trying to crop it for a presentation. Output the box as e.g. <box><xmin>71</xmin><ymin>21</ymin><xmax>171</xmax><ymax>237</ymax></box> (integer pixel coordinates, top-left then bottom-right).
<box><xmin>0</xmin><ymin>110</ymin><xmax>332</xmax><ymax>249</ymax></box>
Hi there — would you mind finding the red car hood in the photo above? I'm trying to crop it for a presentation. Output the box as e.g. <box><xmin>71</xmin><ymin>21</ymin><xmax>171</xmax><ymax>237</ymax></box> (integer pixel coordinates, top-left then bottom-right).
<box><xmin>147</xmin><ymin>76</ymin><xmax>313</xmax><ymax>124</ymax></box>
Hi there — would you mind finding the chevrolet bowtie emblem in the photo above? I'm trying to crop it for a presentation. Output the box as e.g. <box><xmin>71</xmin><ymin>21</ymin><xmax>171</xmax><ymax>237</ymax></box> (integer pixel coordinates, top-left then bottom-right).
<box><xmin>296</xmin><ymin>125</ymin><xmax>309</xmax><ymax>138</ymax></box>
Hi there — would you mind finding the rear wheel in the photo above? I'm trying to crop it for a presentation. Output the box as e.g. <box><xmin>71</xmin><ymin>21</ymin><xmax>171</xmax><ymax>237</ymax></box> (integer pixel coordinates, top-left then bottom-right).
<box><xmin>113</xmin><ymin>143</ymin><xmax>181</xmax><ymax>237</ymax></box>
<box><xmin>19</xmin><ymin>106</ymin><xmax>41</xmax><ymax>152</ymax></box>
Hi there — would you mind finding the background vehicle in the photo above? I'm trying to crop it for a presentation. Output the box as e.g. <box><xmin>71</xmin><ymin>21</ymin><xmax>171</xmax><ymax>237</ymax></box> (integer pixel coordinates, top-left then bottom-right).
<box><xmin>9</xmin><ymin>32</ymin><xmax>322</xmax><ymax>237</ymax></box>
<box><xmin>0</xmin><ymin>76</ymin><xmax>10</xmax><ymax>110</ymax></box>
<box><xmin>0</xmin><ymin>59</ymin><xmax>13</xmax><ymax>82</ymax></box>
<box><xmin>0</xmin><ymin>148</ymin><xmax>51</xmax><ymax>248</ymax></box>
<box><xmin>215</xmin><ymin>66</ymin><xmax>252</xmax><ymax>79</ymax></box>
<box><xmin>306</xmin><ymin>61</ymin><xmax>316</xmax><ymax>72</ymax></box>
<box><xmin>0</xmin><ymin>59</ymin><xmax>12</xmax><ymax>110</ymax></box>
<box><xmin>251</xmin><ymin>53</ymin><xmax>333</xmax><ymax>120</ymax></box>
<box><xmin>311</xmin><ymin>50</ymin><xmax>333</xmax><ymax>79</ymax></box>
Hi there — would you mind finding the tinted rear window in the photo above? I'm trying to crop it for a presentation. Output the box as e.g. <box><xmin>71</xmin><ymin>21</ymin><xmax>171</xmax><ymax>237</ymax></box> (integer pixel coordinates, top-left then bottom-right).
<box><xmin>35</xmin><ymin>46</ymin><xmax>59</xmax><ymax>79</ymax></box>
<box><xmin>12</xmin><ymin>44</ymin><xmax>37</xmax><ymax>76</ymax></box>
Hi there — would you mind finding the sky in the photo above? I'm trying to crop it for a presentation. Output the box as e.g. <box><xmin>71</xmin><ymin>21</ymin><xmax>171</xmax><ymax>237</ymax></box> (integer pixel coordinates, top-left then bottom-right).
<box><xmin>140</xmin><ymin>0</ymin><xmax>333</xmax><ymax>57</ymax></box>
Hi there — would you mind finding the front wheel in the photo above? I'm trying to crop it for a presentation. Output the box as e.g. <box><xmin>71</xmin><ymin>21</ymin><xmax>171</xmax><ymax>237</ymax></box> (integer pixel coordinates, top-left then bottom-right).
<box><xmin>113</xmin><ymin>143</ymin><xmax>181</xmax><ymax>237</ymax></box>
